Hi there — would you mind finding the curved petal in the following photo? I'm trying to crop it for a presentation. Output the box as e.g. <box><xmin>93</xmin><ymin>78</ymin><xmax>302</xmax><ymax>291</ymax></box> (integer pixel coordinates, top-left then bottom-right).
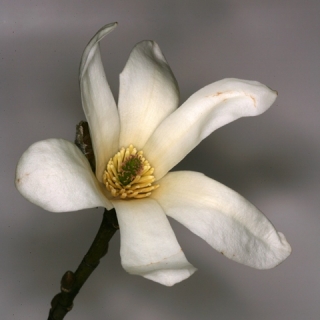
<box><xmin>152</xmin><ymin>171</ymin><xmax>291</xmax><ymax>269</ymax></box>
<box><xmin>112</xmin><ymin>198</ymin><xmax>196</xmax><ymax>286</ymax></box>
<box><xmin>80</xmin><ymin>22</ymin><xmax>120</xmax><ymax>182</ymax></box>
<box><xmin>15</xmin><ymin>139</ymin><xmax>113</xmax><ymax>212</ymax></box>
<box><xmin>118</xmin><ymin>41</ymin><xmax>180</xmax><ymax>149</ymax></box>
<box><xmin>144</xmin><ymin>78</ymin><xmax>277</xmax><ymax>180</ymax></box>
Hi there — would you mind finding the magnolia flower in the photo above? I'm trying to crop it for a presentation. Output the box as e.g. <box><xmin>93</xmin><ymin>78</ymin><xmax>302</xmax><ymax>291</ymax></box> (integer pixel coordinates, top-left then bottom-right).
<box><xmin>15</xmin><ymin>22</ymin><xmax>291</xmax><ymax>286</ymax></box>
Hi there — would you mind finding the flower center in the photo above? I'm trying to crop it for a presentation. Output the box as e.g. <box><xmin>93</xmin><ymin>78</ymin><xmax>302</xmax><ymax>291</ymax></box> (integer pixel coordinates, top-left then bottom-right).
<box><xmin>103</xmin><ymin>145</ymin><xmax>159</xmax><ymax>199</ymax></box>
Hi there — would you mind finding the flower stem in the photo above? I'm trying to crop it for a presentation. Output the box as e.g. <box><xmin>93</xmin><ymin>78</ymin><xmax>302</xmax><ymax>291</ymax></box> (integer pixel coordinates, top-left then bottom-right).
<box><xmin>47</xmin><ymin>208</ymin><xmax>118</xmax><ymax>320</ymax></box>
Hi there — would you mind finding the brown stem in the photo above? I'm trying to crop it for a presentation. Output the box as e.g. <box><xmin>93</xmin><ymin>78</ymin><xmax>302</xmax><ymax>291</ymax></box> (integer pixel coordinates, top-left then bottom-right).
<box><xmin>47</xmin><ymin>208</ymin><xmax>118</xmax><ymax>320</ymax></box>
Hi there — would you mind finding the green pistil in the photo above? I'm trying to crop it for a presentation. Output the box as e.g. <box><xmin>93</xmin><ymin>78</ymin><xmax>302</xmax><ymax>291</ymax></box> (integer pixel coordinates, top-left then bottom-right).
<box><xmin>118</xmin><ymin>156</ymin><xmax>143</xmax><ymax>186</ymax></box>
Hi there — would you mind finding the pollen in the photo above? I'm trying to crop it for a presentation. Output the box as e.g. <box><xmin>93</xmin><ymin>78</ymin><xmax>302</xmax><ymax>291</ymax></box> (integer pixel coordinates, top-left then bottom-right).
<box><xmin>103</xmin><ymin>145</ymin><xmax>159</xmax><ymax>199</ymax></box>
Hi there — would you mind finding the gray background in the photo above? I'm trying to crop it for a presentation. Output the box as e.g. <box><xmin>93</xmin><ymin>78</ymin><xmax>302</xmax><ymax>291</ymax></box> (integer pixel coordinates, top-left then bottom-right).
<box><xmin>1</xmin><ymin>1</ymin><xmax>319</xmax><ymax>319</ymax></box>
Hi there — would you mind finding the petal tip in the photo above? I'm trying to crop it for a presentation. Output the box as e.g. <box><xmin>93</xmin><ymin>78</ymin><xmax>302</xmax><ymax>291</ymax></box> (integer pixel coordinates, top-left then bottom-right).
<box><xmin>80</xmin><ymin>22</ymin><xmax>118</xmax><ymax>79</ymax></box>
<box><xmin>143</xmin><ymin>265</ymin><xmax>197</xmax><ymax>286</ymax></box>
<box><xmin>277</xmin><ymin>231</ymin><xmax>292</xmax><ymax>256</ymax></box>
<box><xmin>258</xmin><ymin>231</ymin><xmax>292</xmax><ymax>270</ymax></box>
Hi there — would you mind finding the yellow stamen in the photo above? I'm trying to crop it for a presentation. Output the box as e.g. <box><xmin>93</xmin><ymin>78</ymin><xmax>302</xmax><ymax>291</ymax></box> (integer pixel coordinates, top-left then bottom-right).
<box><xmin>103</xmin><ymin>145</ymin><xmax>159</xmax><ymax>199</ymax></box>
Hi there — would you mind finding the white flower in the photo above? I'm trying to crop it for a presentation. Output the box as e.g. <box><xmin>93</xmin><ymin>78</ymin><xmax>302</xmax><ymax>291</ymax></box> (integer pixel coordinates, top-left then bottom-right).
<box><xmin>15</xmin><ymin>22</ymin><xmax>291</xmax><ymax>286</ymax></box>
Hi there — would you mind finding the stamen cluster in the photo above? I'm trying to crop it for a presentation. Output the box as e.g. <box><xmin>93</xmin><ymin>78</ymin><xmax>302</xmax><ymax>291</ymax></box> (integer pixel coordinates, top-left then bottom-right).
<box><xmin>103</xmin><ymin>145</ymin><xmax>159</xmax><ymax>199</ymax></box>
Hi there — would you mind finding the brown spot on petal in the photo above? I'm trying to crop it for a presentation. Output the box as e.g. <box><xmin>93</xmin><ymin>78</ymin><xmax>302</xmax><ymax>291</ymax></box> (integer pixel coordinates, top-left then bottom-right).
<box><xmin>16</xmin><ymin>172</ymin><xmax>30</xmax><ymax>184</ymax></box>
<box><xmin>206</xmin><ymin>91</ymin><xmax>224</xmax><ymax>98</ymax></box>
<box><xmin>206</xmin><ymin>90</ymin><xmax>257</xmax><ymax>107</ymax></box>
<box><xmin>244</xmin><ymin>93</ymin><xmax>257</xmax><ymax>107</ymax></box>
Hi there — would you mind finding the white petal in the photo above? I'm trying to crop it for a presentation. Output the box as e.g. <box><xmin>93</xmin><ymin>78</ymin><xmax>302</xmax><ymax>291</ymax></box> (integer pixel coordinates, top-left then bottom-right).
<box><xmin>112</xmin><ymin>198</ymin><xmax>196</xmax><ymax>286</ymax></box>
<box><xmin>144</xmin><ymin>78</ymin><xmax>277</xmax><ymax>180</ymax></box>
<box><xmin>80</xmin><ymin>22</ymin><xmax>120</xmax><ymax>182</ymax></box>
<box><xmin>118</xmin><ymin>41</ymin><xmax>179</xmax><ymax>149</ymax></box>
<box><xmin>15</xmin><ymin>139</ymin><xmax>113</xmax><ymax>212</ymax></box>
<box><xmin>152</xmin><ymin>171</ymin><xmax>291</xmax><ymax>269</ymax></box>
